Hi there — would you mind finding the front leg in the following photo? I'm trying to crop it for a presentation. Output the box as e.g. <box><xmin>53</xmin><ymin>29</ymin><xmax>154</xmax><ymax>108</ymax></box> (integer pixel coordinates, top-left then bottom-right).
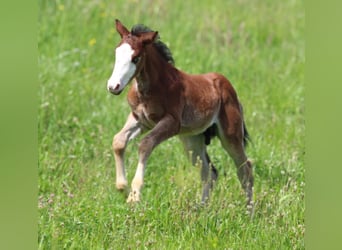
<box><xmin>112</xmin><ymin>113</ymin><xmax>142</xmax><ymax>191</ymax></box>
<box><xmin>127</xmin><ymin>114</ymin><xmax>180</xmax><ymax>203</ymax></box>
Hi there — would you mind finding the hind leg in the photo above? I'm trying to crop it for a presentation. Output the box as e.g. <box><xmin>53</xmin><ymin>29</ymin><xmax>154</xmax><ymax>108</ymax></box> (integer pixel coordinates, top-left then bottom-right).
<box><xmin>205</xmin><ymin>152</ymin><xmax>219</xmax><ymax>188</ymax></box>
<box><xmin>179</xmin><ymin>134</ymin><xmax>218</xmax><ymax>203</ymax></box>
<box><xmin>217</xmin><ymin>107</ymin><xmax>254</xmax><ymax>207</ymax></box>
<box><xmin>220</xmin><ymin>136</ymin><xmax>254</xmax><ymax>207</ymax></box>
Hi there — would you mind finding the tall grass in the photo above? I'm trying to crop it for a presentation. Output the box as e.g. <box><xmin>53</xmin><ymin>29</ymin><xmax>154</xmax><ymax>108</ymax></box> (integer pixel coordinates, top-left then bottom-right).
<box><xmin>38</xmin><ymin>0</ymin><xmax>304</xmax><ymax>249</ymax></box>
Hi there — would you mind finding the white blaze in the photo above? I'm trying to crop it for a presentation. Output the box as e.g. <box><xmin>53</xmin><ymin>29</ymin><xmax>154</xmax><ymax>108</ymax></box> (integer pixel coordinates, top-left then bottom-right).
<box><xmin>107</xmin><ymin>43</ymin><xmax>136</xmax><ymax>94</ymax></box>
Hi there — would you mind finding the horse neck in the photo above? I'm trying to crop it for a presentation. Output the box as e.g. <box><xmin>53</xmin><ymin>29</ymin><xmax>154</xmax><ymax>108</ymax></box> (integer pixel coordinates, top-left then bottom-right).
<box><xmin>135</xmin><ymin>45</ymin><xmax>177</xmax><ymax>95</ymax></box>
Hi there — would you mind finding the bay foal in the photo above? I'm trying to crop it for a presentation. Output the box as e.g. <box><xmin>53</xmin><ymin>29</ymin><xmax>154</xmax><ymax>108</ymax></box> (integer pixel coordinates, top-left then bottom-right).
<box><xmin>107</xmin><ymin>20</ymin><xmax>254</xmax><ymax>207</ymax></box>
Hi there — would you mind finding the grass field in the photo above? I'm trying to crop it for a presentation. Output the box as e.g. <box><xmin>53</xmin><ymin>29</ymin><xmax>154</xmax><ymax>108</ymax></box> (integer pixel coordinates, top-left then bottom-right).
<box><xmin>38</xmin><ymin>0</ymin><xmax>305</xmax><ymax>249</ymax></box>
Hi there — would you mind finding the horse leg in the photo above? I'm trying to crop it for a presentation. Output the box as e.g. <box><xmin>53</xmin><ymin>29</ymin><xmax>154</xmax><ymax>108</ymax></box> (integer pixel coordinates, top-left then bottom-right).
<box><xmin>112</xmin><ymin>113</ymin><xmax>142</xmax><ymax>191</ymax></box>
<box><xmin>219</xmin><ymin>135</ymin><xmax>254</xmax><ymax>207</ymax></box>
<box><xmin>127</xmin><ymin>114</ymin><xmax>180</xmax><ymax>203</ymax></box>
<box><xmin>206</xmin><ymin>152</ymin><xmax>218</xmax><ymax>186</ymax></box>
<box><xmin>180</xmin><ymin>134</ymin><xmax>218</xmax><ymax>203</ymax></box>
<box><xmin>217</xmin><ymin>105</ymin><xmax>254</xmax><ymax>208</ymax></box>
<box><xmin>203</xmin><ymin>152</ymin><xmax>219</xmax><ymax>203</ymax></box>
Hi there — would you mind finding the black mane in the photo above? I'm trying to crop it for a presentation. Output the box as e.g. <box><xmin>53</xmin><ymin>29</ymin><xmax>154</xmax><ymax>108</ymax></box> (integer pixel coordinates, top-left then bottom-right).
<box><xmin>131</xmin><ymin>24</ymin><xmax>175</xmax><ymax>65</ymax></box>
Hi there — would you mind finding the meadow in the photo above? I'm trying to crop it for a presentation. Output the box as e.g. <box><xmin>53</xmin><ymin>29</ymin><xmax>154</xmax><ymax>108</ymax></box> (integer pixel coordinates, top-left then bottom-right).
<box><xmin>38</xmin><ymin>0</ymin><xmax>305</xmax><ymax>249</ymax></box>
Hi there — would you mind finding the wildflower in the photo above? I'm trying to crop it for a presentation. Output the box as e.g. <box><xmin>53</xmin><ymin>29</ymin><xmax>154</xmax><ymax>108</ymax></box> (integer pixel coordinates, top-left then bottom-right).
<box><xmin>58</xmin><ymin>4</ymin><xmax>64</xmax><ymax>11</ymax></box>
<box><xmin>100</xmin><ymin>12</ymin><xmax>107</xmax><ymax>18</ymax></box>
<box><xmin>88</xmin><ymin>38</ymin><xmax>96</xmax><ymax>47</ymax></box>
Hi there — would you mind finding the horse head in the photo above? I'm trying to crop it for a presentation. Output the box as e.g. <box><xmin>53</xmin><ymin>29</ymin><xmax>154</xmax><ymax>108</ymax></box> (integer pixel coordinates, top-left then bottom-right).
<box><xmin>107</xmin><ymin>19</ymin><xmax>158</xmax><ymax>95</ymax></box>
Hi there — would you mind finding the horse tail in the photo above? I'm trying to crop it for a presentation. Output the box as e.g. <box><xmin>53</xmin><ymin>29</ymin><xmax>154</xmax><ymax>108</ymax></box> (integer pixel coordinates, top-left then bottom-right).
<box><xmin>243</xmin><ymin>120</ymin><xmax>250</xmax><ymax>148</ymax></box>
<box><xmin>239</xmin><ymin>101</ymin><xmax>250</xmax><ymax>148</ymax></box>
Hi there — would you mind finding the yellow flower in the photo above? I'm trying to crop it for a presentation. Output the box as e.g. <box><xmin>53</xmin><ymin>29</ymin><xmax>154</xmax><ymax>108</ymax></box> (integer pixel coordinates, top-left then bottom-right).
<box><xmin>58</xmin><ymin>4</ymin><xmax>64</xmax><ymax>11</ymax></box>
<box><xmin>88</xmin><ymin>38</ymin><xmax>96</xmax><ymax>47</ymax></box>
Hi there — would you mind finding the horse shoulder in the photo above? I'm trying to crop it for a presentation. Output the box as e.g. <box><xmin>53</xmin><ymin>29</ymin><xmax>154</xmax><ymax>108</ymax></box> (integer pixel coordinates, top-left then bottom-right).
<box><xmin>127</xmin><ymin>83</ymin><xmax>140</xmax><ymax>108</ymax></box>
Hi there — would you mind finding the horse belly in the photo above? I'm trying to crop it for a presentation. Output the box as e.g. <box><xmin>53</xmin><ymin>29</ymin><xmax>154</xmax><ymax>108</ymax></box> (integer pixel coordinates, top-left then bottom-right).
<box><xmin>180</xmin><ymin>103</ymin><xmax>219</xmax><ymax>136</ymax></box>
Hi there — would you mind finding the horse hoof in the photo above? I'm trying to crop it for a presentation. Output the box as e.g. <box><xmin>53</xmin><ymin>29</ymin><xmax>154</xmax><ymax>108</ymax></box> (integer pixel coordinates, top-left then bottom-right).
<box><xmin>116</xmin><ymin>181</ymin><xmax>128</xmax><ymax>191</ymax></box>
<box><xmin>246</xmin><ymin>202</ymin><xmax>255</xmax><ymax>219</ymax></box>
<box><xmin>126</xmin><ymin>190</ymin><xmax>141</xmax><ymax>203</ymax></box>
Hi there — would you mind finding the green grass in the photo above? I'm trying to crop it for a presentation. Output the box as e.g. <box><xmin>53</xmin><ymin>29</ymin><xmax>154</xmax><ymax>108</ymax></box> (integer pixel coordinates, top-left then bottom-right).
<box><xmin>38</xmin><ymin>0</ymin><xmax>305</xmax><ymax>249</ymax></box>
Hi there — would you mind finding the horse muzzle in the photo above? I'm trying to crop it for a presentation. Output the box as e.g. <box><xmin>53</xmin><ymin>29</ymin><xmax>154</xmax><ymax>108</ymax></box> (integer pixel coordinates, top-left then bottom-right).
<box><xmin>107</xmin><ymin>82</ymin><xmax>123</xmax><ymax>95</ymax></box>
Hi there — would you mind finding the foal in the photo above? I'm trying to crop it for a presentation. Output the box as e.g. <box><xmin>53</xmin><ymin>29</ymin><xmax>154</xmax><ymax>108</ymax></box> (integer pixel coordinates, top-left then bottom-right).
<box><xmin>107</xmin><ymin>20</ymin><xmax>254</xmax><ymax>206</ymax></box>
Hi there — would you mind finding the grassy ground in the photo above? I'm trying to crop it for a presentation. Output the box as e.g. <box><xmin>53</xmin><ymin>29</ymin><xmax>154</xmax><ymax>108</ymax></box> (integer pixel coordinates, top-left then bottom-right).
<box><xmin>38</xmin><ymin>0</ymin><xmax>304</xmax><ymax>249</ymax></box>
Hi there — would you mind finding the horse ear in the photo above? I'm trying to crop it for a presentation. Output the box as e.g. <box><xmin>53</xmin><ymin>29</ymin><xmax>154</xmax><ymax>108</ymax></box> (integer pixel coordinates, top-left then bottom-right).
<box><xmin>141</xmin><ymin>31</ymin><xmax>158</xmax><ymax>45</ymax></box>
<box><xmin>115</xmin><ymin>19</ymin><xmax>129</xmax><ymax>38</ymax></box>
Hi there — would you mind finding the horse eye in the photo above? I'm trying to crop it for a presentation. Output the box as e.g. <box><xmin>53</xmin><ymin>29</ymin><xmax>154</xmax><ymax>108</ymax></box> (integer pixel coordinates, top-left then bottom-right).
<box><xmin>132</xmin><ymin>56</ymin><xmax>140</xmax><ymax>64</ymax></box>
